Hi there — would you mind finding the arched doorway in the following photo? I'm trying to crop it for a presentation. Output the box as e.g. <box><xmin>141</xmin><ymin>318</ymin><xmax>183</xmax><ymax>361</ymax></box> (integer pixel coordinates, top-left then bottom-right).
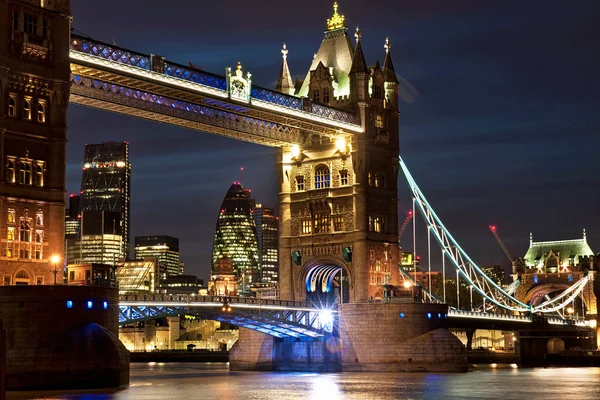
<box><xmin>301</xmin><ymin>259</ymin><xmax>350</xmax><ymax>307</ymax></box>
<box><xmin>14</xmin><ymin>269</ymin><xmax>32</xmax><ymax>285</ymax></box>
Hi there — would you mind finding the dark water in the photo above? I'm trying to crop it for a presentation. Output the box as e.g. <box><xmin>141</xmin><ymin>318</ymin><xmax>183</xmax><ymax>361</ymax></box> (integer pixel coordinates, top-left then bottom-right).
<box><xmin>7</xmin><ymin>363</ymin><xmax>600</xmax><ymax>400</ymax></box>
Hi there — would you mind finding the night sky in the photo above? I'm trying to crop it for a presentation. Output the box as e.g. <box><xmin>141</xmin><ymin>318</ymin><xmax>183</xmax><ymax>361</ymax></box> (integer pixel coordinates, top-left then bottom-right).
<box><xmin>67</xmin><ymin>1</ymin><xmax>600</xmax><ymax>281</ymax></box>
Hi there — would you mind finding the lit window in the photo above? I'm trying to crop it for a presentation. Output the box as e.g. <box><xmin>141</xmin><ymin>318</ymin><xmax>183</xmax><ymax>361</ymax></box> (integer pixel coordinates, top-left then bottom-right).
<box><xmin>374</xmin><ymin>217</ymin><xmax>381</xmax><ymax>233</ymax></box>
<box><xmin>35</xmin><ymin>163</ymin><xmax>44</xmax><ymax>187</ymax></box>
<box><xmin>374</xmin><ymin>174</ymin><xmax>380</xmax><ymax>188</ymax></box>
<box><xmin>374</xmin><ymin>83</ymin><xmax>382</xmax><ymax>99</ymax></box>
<box><xmin>24</xmin><ymin>14</ymin><xmax>37</xmax><ymax>36</ymax></box>
<box><xmin>368</xmin><ymin>215</ymin><xmax>373</xmax><ymax>231</ymax></box>
<box><xmin>333</xmin><ymin>216</ymin><xmax>343</xmax><ymax>232</ymax></box>
<box><xmin>35</xmin><ymin>245</ymin><xmax>42</xmax><ymax>260</ymax></box>
<box><xmin>296</xmin><ymin>175</ymin><xmax>305</xmax><ymax>191</ymax></box>
<box><xmin>339</xmin><ymin>170</ymin><xmax>348</xmax><ymax>186</ymax></box>
<box><xmin>313</xmin><ymin>213</ymin><xmax>330</xmax><ymax>234</ymax></box>
<box><xmin>375</xmin><ymin>115</ymin><xmax>383</xmax><ymax>128</ymax></box>
<box><xmin>302</xmin><ymin>220</ymin><xmax>311</xmax><ymax>234</ymax></box>
<box><xmin>19</xmin><ymin>220</ymin><xmax>31</xmax><ymax>242</ymax></box>
<box><xmin>18</xmin><ymin>162</ymin><xmax>31</xmax><ymax>185</ymax></box>
<box><xmin>35</xmin><ymin>231</ymin><xmax>43</xmax><ymax>243</ymax></box>
<box><xmin>7</xmin><ymin>227</ymin><xmax>15</xmax><ymax>241</ymax></box>
<box><xmin>37</xmin><ymin>101</ymin><xmax>45</xmax><ymax>123</ymax></box>
<box><xmin>8</xmin><ymin>95</ymin><xmax>16</xmax><ymax>117</ymax></box>
<box><xmin>323</xmin><ymin>88</ymin><xmax>330</xmax><ymax>104</ymax></box>
<box><xmin>6</xmin><ymin>243</ymin><xmax>13</xmax><ymax>258</ymax></box>
<box><xmin>314</xmin><ymin>165</ymin><xmax>330</xmax><ymax>189</ymax></box>
<box><xmin>23</xmin><ymin>98</ymin><xmax>31</xmax><ymax>120</ymax></box>
<box><xmin>7</xmin><ymin>209</ymin><xmax>15</xmax><ymax>224</ymax></box>
<box><xmin>6</xmin><ymin>158</ymin><xmax>15</xmax><ymax>182</ymax></box>
<box><xmin>36</xmin><ymin>211</ymin><xmax>43</xmax><ymax>226</ymax></box>
<box><xmin>312</xmin><ymin>89</ymin><xmax>320</xmax><ymax>103</ymax></box>
<box><xmin>368</xmin><ymin>172</ymin><xmax>373</xmax><ymax>186</ymax></box>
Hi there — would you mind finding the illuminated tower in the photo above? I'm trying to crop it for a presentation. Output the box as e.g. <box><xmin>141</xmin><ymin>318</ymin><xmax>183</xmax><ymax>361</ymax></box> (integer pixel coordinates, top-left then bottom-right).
<box><xmin>253</xmin><ymin>204</ymin><xmax>279</xmax><ymax>284</ymax></box>
<box><xmin>211</xmin><ymin>183</ymin><xmax>259</xmax><ymax>295</ymax></box>
<box><xmin>79</xmin><ymin>141</ymin><xmax>131</xmax><ymax>259</ymax></box>
<box><xmin>134</xmin><ymin>235</ymin><xmax>180</xmax><ymax>279</ymax></box>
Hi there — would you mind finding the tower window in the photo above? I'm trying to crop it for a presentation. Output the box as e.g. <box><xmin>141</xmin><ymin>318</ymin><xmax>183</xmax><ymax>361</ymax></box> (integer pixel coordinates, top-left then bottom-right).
<box><xmin>37</xmin><ymin>101</ymin><xmax>46</xmax><ymax>123</ymax></box>
<box><xmin>19</xmin><ymin>162</ymin><xmax>32</xmax><ymax>185</ymax></box>
<box><xmin>314</xmin><ymin>165</ymin><xmax>330</xmax><ymax>189</ymax></box>
<box><xmin>368</xmin><ymin>172</ymin><xmax>373</xmax><ymax>186</ymax></box>
<box><xmin>6</xmin><ymin>243</ymin><xmax>13</xmax><ymax>258</ymax></box>
<box><xmin>36</xmin><ymin>211</ymin><xmax>43</xmax><ymax>226</ymax></box>
<box><xmin>302</xmin><ymin>220</ymin><xmax>311</xmax><ymax>234</ymax></box>
<box><xmin>7</xmin><ymin>227</ymin><xmax>15</xmax><ymax>241</ymax></box>
<box><xmin>333</xmin><ymin>216</ymin><xmax>344</xmax><ymax>232</ymax></box>
<box><xmin>35</xmin><ymin>163</ymin><xmax>44</xmax><ymax>187</ymax></box>
<box><xmin>323</xmin><ymin>88</ymin><xmax>330</xmax><ymax>104</ymax></box>
<box><xmin>6</xmin><ymin>158</ymin><xmax>15</xmax><ymax>183</ymax></box>
<box><xmin>296</xmin><ymin>175</ymin><xmax>305</xmax><ymax>191</ymax></box>
<box><xmin>35</xmin><ymin>245</ymin><xmax>43</xmax><ymax>260</ymax></box>
<box><xmin>19</xmin><ymin>244</ymin><xmax>30</xmax><ymax>259</ymax></box>
<box><xmin>8</xmin><ymin>95</ymin><xmax>16</xmax><ymax>117</ymax></box>
<box><xmin>23</xmin><ymin>98</ymin><xmax>31</xmax><ymax>120</ymax></box>
<box><xmin>42</xmin><ymin>19</ymin><xmax>48</xmax><ymax>38</ymax></box>
<box><xmin>19</xmin><ymin>220</ymin><xmax>31</xmax><ymax>242</ymax></box>
<box><xmin>313</xmin><ymin>213</ymin><xmax>330</xmax><ymax>234</ymax></box>
<box><xmin>339</xmin><ymin>170</ymin><xmax>348</xmax><ymax>186</ymax></box>
<box><xmin>312</xmin><ymin>89</ymin><xmax>320</xmax><ymax>103</ymax></box>
<box><xmin>375</xmin><ymin>114</ymin><xmax>383</xmax><ymax>128</ymax></box>
<box><xmin>374</xmin><ymin>84</ymin><xmax>382</xmax><ymax>99</ymax></box>
<box><xmin>374</xmin><ymin>173</ymin><xmax>380</xmax><ymax>188</ymax></box>
<box><xmin>24</xmin><ymin>14</ymin><xmax>37</xmax><ymax>36</ymax></box>
<box><xmin>35</xmin><ymin>231</ymin><xmax>43</xmax><ymax>243</ymax></box>
<box><xmin>7</xmin><ymin>209</ymin><xmax>15</xmax><ymax>224</ymax></box>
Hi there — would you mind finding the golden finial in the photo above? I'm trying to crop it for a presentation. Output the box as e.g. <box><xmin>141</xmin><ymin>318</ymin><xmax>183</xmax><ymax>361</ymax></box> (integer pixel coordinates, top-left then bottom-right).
<box><xmin>327</xmin><ymin>2</ymin><xmax>346</xmax><ymax>31</ymax></box>
<box><xmin>235</xmin><ymin>61</ymin><xmax>243</xmax><ymax>77</ymax></box>
<box><xmin>281</xmin><ymin>43</ymin><xmax>288</xmax><ymax>60</ymax></box>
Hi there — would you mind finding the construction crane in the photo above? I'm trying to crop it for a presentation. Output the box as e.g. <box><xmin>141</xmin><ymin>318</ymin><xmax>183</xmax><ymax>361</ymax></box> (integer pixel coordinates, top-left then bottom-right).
<box><xmin>399</xmin><ymin>211</ymin><xmax>413</xmax><ymax>242</ymax></box>
<box><xmin>488</xmin><ymin>225</ymin><xmax>514</xmax><ymax>262</ymax></box>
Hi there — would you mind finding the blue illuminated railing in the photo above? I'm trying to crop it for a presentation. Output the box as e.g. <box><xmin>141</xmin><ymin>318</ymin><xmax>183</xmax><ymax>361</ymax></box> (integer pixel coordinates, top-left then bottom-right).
<box><xmin>70</xmin><ymin>34</ymin><xmax>359</xmax><ymax>126</ymax></box>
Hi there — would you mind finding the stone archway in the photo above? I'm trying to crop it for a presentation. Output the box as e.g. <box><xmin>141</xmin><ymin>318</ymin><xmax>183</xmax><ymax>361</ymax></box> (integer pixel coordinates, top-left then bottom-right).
<box><xmin>14</xmin><ymin>268</ymin><xmax>33</xmax><ymax>286</ymax></box>
<box><xmin>297</xmin><ymin>258</ymin><xmax>352</xmax><ymax>306</ymax></box>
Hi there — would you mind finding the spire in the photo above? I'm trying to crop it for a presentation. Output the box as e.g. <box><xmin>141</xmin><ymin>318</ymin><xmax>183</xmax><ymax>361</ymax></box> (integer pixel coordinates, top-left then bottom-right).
<box><xmin>350</xmin><ymin>26</ymin><xmax>369</xmax><ymax>74</ymax></box>
<box><xmin>276</xmin><ymin>43</ymin><xmax>295</xmax><ymax>96</ymax></box>
<box><xmin>326</xmin><ymin>2</ymin><xmax>346</xmax><ymax>31</ymax></box>
<box><xmin>583</xmin><ymin>228</ymin><xmax>587</xmax><ymax>240</ymax></box>
<box><xmin>383</xmin><ymin>37</ymin><xmax>399</xmax><ymax>84</ymax></box>
<box><xmin>530</xmin><ymin>232</ymin><xmax>533</xmax><ymax>247</ymax></box>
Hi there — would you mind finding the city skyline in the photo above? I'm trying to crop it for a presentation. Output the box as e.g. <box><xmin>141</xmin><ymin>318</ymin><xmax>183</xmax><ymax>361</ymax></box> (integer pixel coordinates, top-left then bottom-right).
<box><xmin>65</xmin><ymin>0</ymin><xmax>600</xmax><ymax>280</ymax></box>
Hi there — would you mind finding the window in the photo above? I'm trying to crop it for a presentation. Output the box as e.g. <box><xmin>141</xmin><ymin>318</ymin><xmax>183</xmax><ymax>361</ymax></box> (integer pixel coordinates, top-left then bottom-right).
<box><xmin>13</xmin><ymin>11</ymin><xmax>19</xmax><ymax>31</ymax></box>
<box><xmin>7</xmin><ymin>228</ymin><xmax>15</xmax><ymax>241</ymax></box>
<box><xmin>19</xmin><ymin>244</ymin><xmax>29</xmax><ymax>259</ymax></box>
<box><xmin>6</xmin><ymin>158</ymin><xmax>15</xmax><ymax>182</ymax></box>
<box><xmin>314</xmin><ymin>165</ymin><xmax>330</xmax><ymax>189</ymax></box>
<box><xmin>8</xmin><ymin>95</ymin><xmax>16</xmax><ymax>117</ymax></box>
<box><xmin>296</xmin><ymin>175</ymin><xmax>305</xmax><ymax>191</ymax></box>
<box><xmin>23</xmin><ymin>98</ymin><xmax>31</xmax><ymax>120</ymax></box>
<box><xmin>37</xmin><ymin>101</ymin><xmax>45</xmax><ymax>123</ymax></box>
<box><xmin>312</xmin><ymin>89</ymin><xmax>320</xmax><ymax>103</ymax></box>
<box><xmin>368</xmin><ymin>215</ymin><xmax>373</xmax><ymax>231</ymax></box>
<box><xmin>35</xmin><ymin>163</ymin><xmax>43</xmax><ymax>186</ymax></box>
<box><xmin>19</xmin><ymin>220</ymin><xmax>30</xmax><ymax>242</ymax></box>
<box><xmin>375</xmin><ymin>114</ymin><xmax>383</xmax><ymax>128</ymax></box>
<box><xmin>374</xmin><ymin>83</ymin><xmax>382</xmax><ymax>99</ymax></box>
<box><xmin>7</xmin><ymin>209</ymin><xmax>15</xmax><ymax>224</ymax></box>
<box><xmin>24</xmin><ymin>14</ymin><xmax>37</xmax><ymax>35</ymax></box>
<box><xmin>36</xmin><ymin>212</ymin><xmax>43</xmax><ymax>226</ymax></box>
<box><xmin>35</xmin><ymin>231</ymin><xmax>43</xmax><ymax>243</ymax></box>
<box><xmin>323</xmin><ymin>88</ymin><xmax>330</xmax><ymax>103</ymax></box>
<box><xmin>302</xmin><ymin>220</ymin><xmax>311</xmax><ymax>234</ymax></box>
<box><xmin>18</xmin><ymin>162</ymin><xmax>31</xmax><ymax>185</ymax></box>
<box><xmin>36</xmin><ymin>277</ymin><xmax>44</xmax><ymax>285</ymax></box>
<box><xmin>374</xmin><ymin>174</ymin><xmax>380</xmax><ymax>188</ymax></box>
<box><xmin>313</xmin><ymin>213</ymin><xmax>330</xmax><ymax>234</ymax></box>
<box><xmin>339</xmin><ymin>170</ymin><xmax>348</xmax><ymax>186</ymax></box>
<box><xmin>69</xmin><ymin>271</ymin><xmax>75</xmax><ymax>281</ymax></box>
<box><xmin>6</xmin><ymin>244</ymin><xmax>13</xmax><ymax>258</ymax></box>
<box><xmin>374</xmin><ymin>216</ymin><xmax>382</xmax><ymax>233</ymax></box>
<box><xmin>35</xmin><ymin>245</ymin><xmax>42</xmax><ymax>260</ymax></box>
<box><xmin>334</xmin><ymin>216</ymin><xmax>344</xmax><ymax>232</ymax></box>
<box><xmin>42</xmin><ymin>19</ymin><xmax>48</xmax><ymax>38</ymax></box>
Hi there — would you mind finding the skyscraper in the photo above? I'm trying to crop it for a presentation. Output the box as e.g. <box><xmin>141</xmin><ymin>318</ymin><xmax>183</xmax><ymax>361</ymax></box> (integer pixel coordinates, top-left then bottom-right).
<box><xmin>65</xmin><ymin>194</ymin><xmax>81</xmax><ymax>265</ymax></box>
<box><xmin>77</xmin><ymin>210</ymin><xmax>122</xmax><ymax>265</ymax></box>
<box><xmin>80</xmin><ymin>142</ymin><xmax>131</xmax><ymax>258</ymax></box>
<box><xmin>134</xmin><ymin>236</ymin><xmax>180</xmax><ymax>279</ymax></box>
<box><xmin>253</xmin><ymin>204</ymin><xmax>279</xmax><ymax>284</ymax></box>
<box><xmin>211</xmin><ymin>183</ymin><xmax>259</xmax><ymax>294</ymax></box>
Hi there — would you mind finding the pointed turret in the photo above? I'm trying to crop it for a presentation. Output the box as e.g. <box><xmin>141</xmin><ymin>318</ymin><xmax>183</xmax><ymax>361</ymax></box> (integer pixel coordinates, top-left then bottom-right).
<box><xmin>383</xmin><ymin>37</ymin><xmax>399</xmax><ymax>84</ymax></box>
<box><xmin>350</xmin><ymin>26</ymin><xmax>369</xmax><ymax>103</ymax></box>
<box><xmin>276</xmin><ymin>43</ymin><xmax>295</xmax><ymax>96</ymax></box>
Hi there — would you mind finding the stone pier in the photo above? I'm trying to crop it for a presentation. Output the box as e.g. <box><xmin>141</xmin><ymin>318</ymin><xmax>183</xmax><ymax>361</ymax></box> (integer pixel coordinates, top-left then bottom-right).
<box><xmin>230</xmin><ymin>303</ymin><xmax>467</xmax><ymax>372</ymax></box>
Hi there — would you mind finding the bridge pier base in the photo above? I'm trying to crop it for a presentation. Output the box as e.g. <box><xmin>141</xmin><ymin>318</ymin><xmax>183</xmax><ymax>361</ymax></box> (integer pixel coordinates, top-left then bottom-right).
<box><xmin>230</xmin><ymin>303</ymin><xmax>467</xmax><ymax>372</ymax></box>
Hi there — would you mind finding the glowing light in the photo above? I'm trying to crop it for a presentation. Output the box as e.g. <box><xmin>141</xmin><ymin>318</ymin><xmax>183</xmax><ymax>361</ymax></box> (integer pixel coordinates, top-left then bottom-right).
<box><xmin>510</xmin><ymin>363</ymin><xmax>518</xmax><ymax>368</ymax></box>
<box><xmin>590</xmin><ymin>319</ymin><xmax>597</xmax><ymax>328</ymax></box>
<box><xmin>87</xmin><ymin>301</ymin><xmax>93</xmax><ymax>309</ymax></box>
<box><xmin>567</xmin><ymin>307</ymin><xmax>574</xmax><ymax>314</ymax></box>
<box><xmin>335</xmin><ymin>137</ymin><xmax>347</xmax><ymax>153</ymax></box>
<box><xmin>491</xmin><ymin>363</ymin><xmax>497</xmax><ymax>368</ymax></box>
<box><xmin>403</xmin><ymin>280</ymin><xmax>412</xmax><ymax>289</ymax></box>
<box><xmin>427</xmin><ymin>313</ymin><xmax>432</xmax><ymax>319</ymax></box>
<box><xmin>103</xmin><ymin>301</ymin><xmax>108</xmax><ymax>309</ymax></box>
<box><xmin>291</xmin><ymin>145</ymin><xmax>300</xmax><ymax>159</ymax></box>
<box><xmin>399</xmin><ymin>312</ymin><xmax>405</xmax><ymax>318</ymax></box>
<box><xmin>66</xmin><ymin>300</ymin><xmax>73</xmax><ymax>309</ymax></box>
<box><xmin>50</xmin><ymin>254</ymin><xmax>60</xmax><ymax>264</ymax></box>
<box><xmin>318</xmin><ymin>310</ymin><xmax>334</xmax><ymax>333</ymax></box>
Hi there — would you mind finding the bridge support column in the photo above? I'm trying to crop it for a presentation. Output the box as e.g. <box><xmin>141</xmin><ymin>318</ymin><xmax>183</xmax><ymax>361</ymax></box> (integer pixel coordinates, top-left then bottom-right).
<box><xmin>465</xmin><ymin>328</ymin><xmax>476</xmax><ymax>351</ymax></box>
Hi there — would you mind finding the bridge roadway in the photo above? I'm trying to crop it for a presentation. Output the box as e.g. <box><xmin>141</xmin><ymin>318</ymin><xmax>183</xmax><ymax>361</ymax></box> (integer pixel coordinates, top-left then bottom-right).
<box><xmin>118</xmin><ymin>295</ymin><xmax>592</xmax><ymax>341</ymax></box>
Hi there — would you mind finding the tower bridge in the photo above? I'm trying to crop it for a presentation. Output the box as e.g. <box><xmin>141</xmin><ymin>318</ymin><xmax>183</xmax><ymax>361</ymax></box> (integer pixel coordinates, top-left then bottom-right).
<box><xmin>0</xmin><ymin>0</ymin><xmax>598</xmax><ymax>375</ymax></box>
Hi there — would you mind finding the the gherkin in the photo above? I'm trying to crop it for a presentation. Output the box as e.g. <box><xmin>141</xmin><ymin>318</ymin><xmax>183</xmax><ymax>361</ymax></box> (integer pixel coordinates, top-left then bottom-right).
<box><xmin>211</xmin><ymin>183</ymin><xmax>259</xmax><ymax>295</ymax></box>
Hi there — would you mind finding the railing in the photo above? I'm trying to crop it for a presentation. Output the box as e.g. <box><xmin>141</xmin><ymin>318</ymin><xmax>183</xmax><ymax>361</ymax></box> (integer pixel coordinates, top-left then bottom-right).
<box><xmin>119</xmin><ymin>294</ymin><xmax>313</xmax><ymax>309</ymax></box>
<box><xmin>448</xmin><ymin>309</ymin><xmax>532</xmax><ymax>322</ymax></box>
<box><xmin>70</xmin><ymin>33</ymin><xmax>358</xmax><ymax>126</ymax></box>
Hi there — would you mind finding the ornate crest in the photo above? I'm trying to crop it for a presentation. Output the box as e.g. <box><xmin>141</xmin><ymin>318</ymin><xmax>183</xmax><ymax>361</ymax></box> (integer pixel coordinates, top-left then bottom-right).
<box><xmin>327</xmin><ymin>2</ymin><xmax>345</xmax><ymax>31</ymax></box>
<box><xmin>226</xmin><ymin>62</ymin><xmax>252</xmax><ymax>103</ymax></box>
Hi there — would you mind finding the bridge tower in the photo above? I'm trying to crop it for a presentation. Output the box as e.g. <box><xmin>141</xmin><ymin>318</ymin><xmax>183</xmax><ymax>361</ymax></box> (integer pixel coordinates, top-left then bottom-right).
<box><xmin>277</xmin><ymin>3</ymin><xmax>401</xmax><ymax>303</ymax></box>
<box><xmin>0</xmin><ymin>0</ymin><xmax>71</xmax><ymax>285</ymax></box>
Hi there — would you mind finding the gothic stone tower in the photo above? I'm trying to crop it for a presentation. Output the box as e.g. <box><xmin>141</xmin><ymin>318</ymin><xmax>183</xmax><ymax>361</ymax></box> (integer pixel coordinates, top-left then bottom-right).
<box><xmin>277</xmin><ymin>3</ymin><xmax>401</xmax><ymax>303</ymax></box>
<box><xmin>0</xmin><ymin>0</ymin><xmax>71</xmax><ymax>285</ymax></box>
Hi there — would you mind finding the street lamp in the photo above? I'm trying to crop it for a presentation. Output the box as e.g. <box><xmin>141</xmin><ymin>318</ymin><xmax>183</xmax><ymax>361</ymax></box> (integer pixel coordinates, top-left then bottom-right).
<box><xmin>50</xmin><ymin>254</ymin><xmax>61</xmax><ymax>285</ymax></box>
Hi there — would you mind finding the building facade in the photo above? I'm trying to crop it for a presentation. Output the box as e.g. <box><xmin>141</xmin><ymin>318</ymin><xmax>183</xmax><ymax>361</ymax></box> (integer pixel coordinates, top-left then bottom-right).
<box><xmin>115</xmin><ymin>257</ymin><xmax>159</xmax><ymax>294</ymax></box>
<box><xmin>211</xmin><ymin>183</ymin><xmax>259</xmax><ymax>294</ymax></box>
<box><xmin>68</xmin><ymin>209</ymin><xmax>122</xmax><ymax>265</ymax></box>
<box><xmin>79</xmin><ymin>141</ymin><xmax>131</xmax><ymax>259</ymax></box>
<box><xmin>64</xmin><ymin>194</ymin><xmax>80</xmax><ymax>264</ymax></box>
<box><xmin>134</xmin><ymin>235</ymin><xmax>180</xmax><ymax>279</ymax></box>
<box><xmin>253</xmin><ymin>204</ymin><xmax>279</xmax><ymax>284</ymax></box>
<box><xmin>0</xmin><ymin>0</ymin><xmax>71</xmax><ymax>286</ymax></box>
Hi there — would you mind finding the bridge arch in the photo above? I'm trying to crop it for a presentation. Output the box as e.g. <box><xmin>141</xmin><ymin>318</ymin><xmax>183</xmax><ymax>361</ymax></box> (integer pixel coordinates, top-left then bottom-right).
<box><xmin>298</xmin><ymin>257</ymin><xmax>352</xmax><ymax>305</ymax></box>
<box><xmin>522</xmin><ymin>282</ymin><xmax>590</xmax><ymax>315</ymax></box>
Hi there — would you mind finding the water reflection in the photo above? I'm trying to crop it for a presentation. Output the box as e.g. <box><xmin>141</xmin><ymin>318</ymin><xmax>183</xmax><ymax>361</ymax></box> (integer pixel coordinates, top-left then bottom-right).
<box><xmin>7</xmin><ymin>363</ymin><xmax>600</xmax><ymax>400</ymax></box>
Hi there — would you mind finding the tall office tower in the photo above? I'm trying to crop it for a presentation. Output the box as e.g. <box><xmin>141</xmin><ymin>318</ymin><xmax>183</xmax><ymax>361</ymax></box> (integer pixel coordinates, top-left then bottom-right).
<box><xmin>211</xmin><ymin>183</ymin><xmax>259</xmax><ymax>294</ymax></box>
<box><xmin>253</xmin><ymin>204</ymin><xmax>279</xmax><ymax>284</ymax></box>
<box><xmin>79</xmin><ymin>142</ymin><xmax>131</xmax><ymax>258</ymax></box>
<box><xmin>134</xmin><ymin>236</ymin><xmax>180</xmax><ymax>279</ymax></box>
<box><xmin>77</xmin><ymin>210</ymin><xmax>122</xmax><ymax>265</ymax></box>
<box><xmin>64</xmin><ymin>194</ymin><xmax>81</xmax><ymax>264</ymax></box>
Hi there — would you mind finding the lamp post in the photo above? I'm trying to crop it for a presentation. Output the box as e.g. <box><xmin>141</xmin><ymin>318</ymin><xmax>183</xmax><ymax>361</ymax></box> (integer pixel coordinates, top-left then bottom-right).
<box><xmin>50</xmin><ymin>254</ymin><xmax>61</xmax><ymax>285</ymax></box>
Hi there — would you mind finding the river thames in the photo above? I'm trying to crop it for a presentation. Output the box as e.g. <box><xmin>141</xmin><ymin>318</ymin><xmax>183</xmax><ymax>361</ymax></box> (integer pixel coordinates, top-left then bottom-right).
<box><xmin>7</xmin><ymin>363</ymin><xmax>600</xmax><ymax>400</ymax></box>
